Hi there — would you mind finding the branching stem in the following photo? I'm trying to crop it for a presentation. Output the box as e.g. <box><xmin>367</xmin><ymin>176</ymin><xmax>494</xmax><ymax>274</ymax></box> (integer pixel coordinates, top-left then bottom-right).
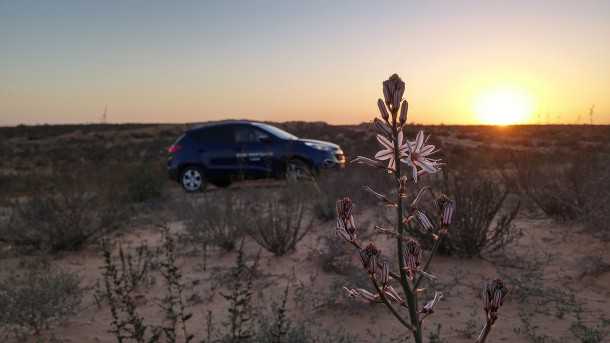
<box><xmin>390</xmin><ymin>117</ymin><xmax>423</xmax><ymax>343</ymax></box>
<box><xmin>476</xmin><ymin>320</ymin><xmax>493</xmax><ymax>343</ymax></box>
<box><xmin>414</xmin><ymin>230</ymin><xmax>443</xmax><ymax>290</ymax></box>
<box><xmin>370</xmin><ymin>277</ymin><xmax>416</xmax><ymax>333</ymax></box>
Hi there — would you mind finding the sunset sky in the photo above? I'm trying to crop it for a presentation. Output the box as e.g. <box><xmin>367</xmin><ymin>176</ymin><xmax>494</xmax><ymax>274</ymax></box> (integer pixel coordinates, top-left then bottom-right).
<box><xmin>1</xmin><ymin>0</ymin><xmax>609</xmax><ymax>126</ymax></box>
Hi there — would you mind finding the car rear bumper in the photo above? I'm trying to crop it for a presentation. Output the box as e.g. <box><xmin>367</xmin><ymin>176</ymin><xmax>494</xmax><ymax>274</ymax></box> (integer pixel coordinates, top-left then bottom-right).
<box><xmin>167</xmin><ymin>159</ymin><xmax>180</xmax><ymax>182</ymax></box>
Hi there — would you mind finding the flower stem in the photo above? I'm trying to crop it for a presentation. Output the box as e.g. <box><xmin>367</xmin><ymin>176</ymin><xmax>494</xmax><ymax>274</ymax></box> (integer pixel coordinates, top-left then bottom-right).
<box><xmin>370</xmin><ymin>278</ymin><xmax>416</xmax><ymax>333</ymax></box>
<box><xmin>414</xmin><ymin>232</ymin><xmax>442</xmax><ymax>290</ymax></box>
<box><xmin>475</xmin><ymin>320</ymin><xmax>493</xmax><ymax>343</ymax></box>
<box><xmin>392</xmin><ymin>120</ymin><xmax>423</xmax><ymax>343</ymax></box>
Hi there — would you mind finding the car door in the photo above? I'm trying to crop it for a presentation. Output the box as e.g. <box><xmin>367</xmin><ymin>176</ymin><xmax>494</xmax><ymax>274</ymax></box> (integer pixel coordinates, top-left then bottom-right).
<box><xmin>234</xmin><ymin>125</ymin><xmax>275</xmax><ymax>177</ymax></box>
<box><xmin>193</xmin><ymin>125</ymin><xmax>240</xmax><ymax>177</ymax></box>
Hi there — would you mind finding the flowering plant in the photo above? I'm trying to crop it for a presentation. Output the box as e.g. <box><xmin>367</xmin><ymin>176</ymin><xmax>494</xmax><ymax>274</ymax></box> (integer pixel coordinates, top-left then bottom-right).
<box><xmin>337</xmin><ymin>74</ymin><xmax>507</xmax><ymax>343</ymax></box>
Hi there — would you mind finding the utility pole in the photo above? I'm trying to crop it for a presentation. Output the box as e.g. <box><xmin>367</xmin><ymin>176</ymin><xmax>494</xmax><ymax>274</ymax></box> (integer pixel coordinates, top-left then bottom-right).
<box><xmin>101</xmin><ymin>105</ymin><xmax>108</xmax><ymax>124</ymax></box>
<box><xmin>589</xmin><ymin>105</ymin><xmax>595</xmax><ymax>125</ymax></box>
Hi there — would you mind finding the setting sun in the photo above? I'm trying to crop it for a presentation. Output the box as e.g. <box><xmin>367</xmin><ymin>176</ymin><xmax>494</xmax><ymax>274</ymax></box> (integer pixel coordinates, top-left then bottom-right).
<box><xmin>474</xmin><ymin>87</ymin><xmax>534</xmax><ymax>125</ymax></box>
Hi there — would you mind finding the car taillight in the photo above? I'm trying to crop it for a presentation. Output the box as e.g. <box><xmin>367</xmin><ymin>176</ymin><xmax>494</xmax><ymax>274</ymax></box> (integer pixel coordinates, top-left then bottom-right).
<box><xmin>168</xmin><ymin>144</ymin><xmax>182</xmax><ymax>154</ymax></box>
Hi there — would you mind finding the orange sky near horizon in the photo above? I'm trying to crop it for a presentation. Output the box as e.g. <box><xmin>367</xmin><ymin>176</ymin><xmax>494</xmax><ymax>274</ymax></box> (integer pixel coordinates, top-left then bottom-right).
<box><xmin>1</xmin><ymin>1</ymin><xmax>609</xmax><ymax>126</ymax></box>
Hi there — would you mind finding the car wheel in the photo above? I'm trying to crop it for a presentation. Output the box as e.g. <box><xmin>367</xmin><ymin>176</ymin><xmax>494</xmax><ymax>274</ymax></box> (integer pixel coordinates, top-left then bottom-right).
<box><xmin>180</xmin><ymin>166</ymin><xmax>206</xmax><ymax>192</ymax></box>
<box><xmin>286</xmin><ymin>159</ymin><xmax>313</xmax><ymax>181</ymax></box>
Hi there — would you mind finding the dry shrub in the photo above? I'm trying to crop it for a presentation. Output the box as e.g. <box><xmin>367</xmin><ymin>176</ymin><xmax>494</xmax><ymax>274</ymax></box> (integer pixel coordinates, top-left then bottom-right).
<box><xmin>409</xmin><ymin>169</ymin><xmax>520</xmax><ymax>257</ymax></box>
<box><xmin>99</xmin><ymin>228</ymin><xmax>194</xmax><ymax>343</ymax></box>
<box><xmin>507</xmin><ymin>151</ymin><xmax>588</xmax><ymax>221</ymax></box>
<box><xmin>316</xmin><ymin>234</ymin><xmax>353</xmax><ymax>274</ymax></box>
<box><xmin>312</xmin><ymin>172</ymin><xmax>347</xmax><ymax>221</ymax></box>
<box><xmin>442</xmin><ymin>170</ymin><xmax>520</xmax><ymax>257</ymax></box>
<box><xmin>179</xmin><ymin>191</ymin><xmax>248</xmax><ymax>252</ymax></box>
<box><xmin>1</xmin><ymin>174</ymin><xmax>126</xmax><ymax>253</ymax></box>
<box><xmin>220</xmin><ymin>240</ymin><xmax>259</xmax><ymax>342</ymax></box>
<box><xmin>255</xmin><ymin>286</ymin><xmax>359</xmax><ymax>343</ymax></box>
<box><xmin>99</xmin><ymin>240</ymin><xmax>150</xmax><ymax>342</ymax></box>
<box><xmin>578</xmin><ymin>155</ymin><xmax>610</xmax><ymax>240</ymax></box>
<box><xmin>0</xmin><ymin>260</ymin><xmax>82</xmax><ymax>338</ymax></box>
<box><xmin>95</xmin><ymin>241</ymin><xmax>156</xmax><ymax>303</ymax></box>
<box><xmin>126</xmin><ymin>162</ymin><xmax>165</xmax><ymax>203</ymax></box>
<box><xmin>508</xmin><ymin>151</ymin><xmax>610</xmax><ymax>239</ymax></box>
<box><xmin>246</xmin><ymin>183</ymin><xmax>314</xmax><ymax>256</ymax></box>
<box><xmin>312</xmin><ymin>169</ymin><xmax>392</xmax><ymax>221</ymax></box>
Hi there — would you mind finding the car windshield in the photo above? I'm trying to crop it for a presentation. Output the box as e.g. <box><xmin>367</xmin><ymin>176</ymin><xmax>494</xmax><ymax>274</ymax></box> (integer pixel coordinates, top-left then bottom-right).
<box><xmin>253</xmin><ymin>123</ymin><xmax>298</xmax><ymax>140</ymax></box>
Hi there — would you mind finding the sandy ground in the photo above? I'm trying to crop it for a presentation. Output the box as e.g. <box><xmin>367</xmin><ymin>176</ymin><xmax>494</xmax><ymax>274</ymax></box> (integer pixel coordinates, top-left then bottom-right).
<box><xmin>4</xmin><ymin>186</ymin><xmax>608</xmax><ymax>343</ymax></box>
<box><xmin>1</xmin><ymin>123</ymin><xmax>609</xmax><ymax>342</ymax></box>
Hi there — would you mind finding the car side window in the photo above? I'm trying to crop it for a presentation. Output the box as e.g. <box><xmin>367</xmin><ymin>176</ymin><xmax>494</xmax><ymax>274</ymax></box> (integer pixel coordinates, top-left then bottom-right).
<box><xmin>253</xmin><ymin>128</ymin><xmax>271</xmax><ymax>142</ymax></box>
<box><xmin>234</xmin><ymin>126</ymin><xmax>270</xmax><ymax>144</ymax></box>
<box><xmin>193</xmin><ymin>126</ymin><xmax>235</xmax><ymax>144</ymax></box>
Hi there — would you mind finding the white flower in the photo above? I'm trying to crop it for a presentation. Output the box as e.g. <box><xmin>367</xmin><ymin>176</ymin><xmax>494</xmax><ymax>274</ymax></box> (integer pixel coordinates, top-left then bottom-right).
<box><xmin>402</xmin><ymin>130</ymin><xmax>441</xmax><ymax>182</ymax></box>
<box><xmin>374</xmin><ymin>130</ymin><xmax>408</xmax><ymax>171</ymax></box>
<box><xmin>421</xmin><ymin>291</ymin><xmax>443</xmax><ymax>314</ymax></box>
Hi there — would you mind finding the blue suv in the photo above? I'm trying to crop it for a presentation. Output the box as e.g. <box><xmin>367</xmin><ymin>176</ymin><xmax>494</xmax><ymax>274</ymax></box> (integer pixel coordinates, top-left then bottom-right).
<box><xmin>167</xmin><ymin>121</ymin><xmax>346</xmax><ymax>192</ymax></box>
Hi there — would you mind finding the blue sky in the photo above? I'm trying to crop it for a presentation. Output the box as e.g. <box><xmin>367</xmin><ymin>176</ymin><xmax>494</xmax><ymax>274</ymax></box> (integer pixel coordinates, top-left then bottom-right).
<box><xmin>1</xmin><ymin>0</ymin><xmax>609</xmax><ymax>125</ymax></box>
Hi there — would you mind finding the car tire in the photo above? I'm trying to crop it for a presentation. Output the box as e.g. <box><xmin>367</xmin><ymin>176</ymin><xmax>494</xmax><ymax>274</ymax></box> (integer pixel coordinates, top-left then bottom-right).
<box><xmin>180</xmin><ymin>166</ymin><xmax>206</xmax><ymax>192</ymax></box>
<box><xmin>285</xmin><ymin>159</ymin><xmax>313</xmax><ymax>181</ymax></box>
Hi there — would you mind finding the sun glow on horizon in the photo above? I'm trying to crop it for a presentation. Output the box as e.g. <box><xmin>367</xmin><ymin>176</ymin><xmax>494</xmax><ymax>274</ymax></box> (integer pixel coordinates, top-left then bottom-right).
<box><xmin>474</xmin><ymin>87</ymin><xmax>535</xmax><ymax>125</ymax></box>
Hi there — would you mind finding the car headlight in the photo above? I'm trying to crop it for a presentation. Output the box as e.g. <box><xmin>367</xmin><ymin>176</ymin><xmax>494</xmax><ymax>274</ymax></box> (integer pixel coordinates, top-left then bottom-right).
<box><xmin>304</xmin><ymin>142</ymin><xmax>334</xmax><ymax>151</ymax></box>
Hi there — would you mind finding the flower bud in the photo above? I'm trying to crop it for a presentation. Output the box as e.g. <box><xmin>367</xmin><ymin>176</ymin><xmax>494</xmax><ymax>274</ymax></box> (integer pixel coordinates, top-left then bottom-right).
<box><xmin>336</xmin><ymin>197</ymin><xmax>357</xmax><ymax>241</ymax></box>
<box><xmin>483</xmin><ymin>279</ymin><xmax>508</xmax><ymax>321</ymax></box>
<box><xmin>351</xmin><ymin>156</ymin><xmax>383</xmax><ymax>168</ymax></box>
<box><xmin>360</xmin><ymin>243</ymin><xmax>381</xmax><ymax>275</ymax></box>
<box><xmin>399</xmin><ymin>100</ymin><xmax>408</xmax><ymax>126</ymax></box>
<box><xmin>382</xmin><ymin>74</ymin><xmax>405</xmax><ymax>114</ymax></box>
<box><xmin>363</xmin><ymin>186</ymin><xmax>396</xmax><ymax>207</ymax></box>
<box><xmin>373</xmin><ymin>117</ymin><xmax>392</xmax><ymax>138</ymax></box>
<box><xmin>415</xmin><ymin>209</ymin><xmax>434</xmax><ymax>233</ymax></box>
<box><xmin>435</xmin><ymin>194</ymin><xmax>455</xmax><ymax>226</ymax></box>
<box><xmin>336</xmin><ymin>197</ymin><xmax>352</xmax><ymax>221</ymax></box>
<box><xmin>402</xmin><ymin>238</ymin><xmax>421</xmax><ymax>280</ymax></box>
<box><xmin>343</xmin><ymin>287</ymin><xmax>379</xmax><ymax>302</ymax></box>
<box><xmin>377</xmin><ymin>260</ymin><xmax>390</xmax><ymax>286</ymax></box>
<box><xmin>377</xmin><ymin>99</ymin><xmax>390</xmax><ymax>121</ymax></box>
<box><xmin>383</xmin><ymin>285</ymin><xmax>404</xmax><ymax>305</ymax></box>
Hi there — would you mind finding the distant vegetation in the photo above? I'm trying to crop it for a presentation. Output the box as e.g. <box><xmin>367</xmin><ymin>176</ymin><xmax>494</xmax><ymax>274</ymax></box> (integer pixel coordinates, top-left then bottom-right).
<box><xmin>0</xmin><ymin>121</ymin><xmax>609</xmax><ymax>342</ymax></box>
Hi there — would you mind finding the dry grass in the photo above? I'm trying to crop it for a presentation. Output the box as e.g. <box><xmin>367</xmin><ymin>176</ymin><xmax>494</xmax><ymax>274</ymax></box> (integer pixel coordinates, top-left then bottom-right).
<box><xmin>0</xmin><ymin>122</ymin><xmax>609</xmax><ymax>342</ymax></box>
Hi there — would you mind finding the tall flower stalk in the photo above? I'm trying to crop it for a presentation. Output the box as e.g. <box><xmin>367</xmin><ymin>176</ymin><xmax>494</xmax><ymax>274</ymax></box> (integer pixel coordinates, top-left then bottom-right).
<box><xmin>337</xmin><ymin>74</ymin><xmax>506</xmax><ymax>343</ymax></box>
